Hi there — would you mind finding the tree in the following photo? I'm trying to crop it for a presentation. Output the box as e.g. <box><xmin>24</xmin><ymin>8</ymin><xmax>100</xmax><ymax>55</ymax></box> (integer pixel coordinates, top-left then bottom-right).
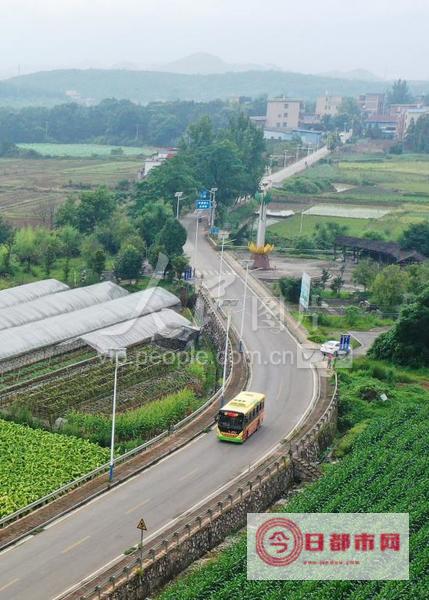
<box><xmin>0</xmin><ymin>216</ymin><xmax>15</xmax><ymax>270</ymax></box>
<box><xmin>54</xmin><ymin>197</ymin><xmax>79</xmax><ymax>228</ymax></box>
<box><xmin>320</xmin><ymin>268</ymin><xmax>331</xmax><ymax>290</ymax></box>
<box><xmin>13</xmin><ymin>228</ymin><xmax>38</xmax><ymax>271</ymax></box>
<box><xmin>35</xmin><ymin>229</ymin><xmax>60</xmax><ymax>276</ymax></box>
<box><xmin>330</xmin><ymin>275</ymin><xmax>345</xmax><ymax>296</ymax></box>
<box><xmin>114</xmin><ymin>244</ymin><xmax>143</xmax><ymax>280</ymax></box>
<box><xmin>81</xmin><ymin>236</ymin><xmax>106</xmax><ymax>277</ymax></box>
<box><xmin>352</xmin><ymin>259</ymin><xmax>379</xmax><ymax>290</ymax></box>
<box><xmin>136</xmin><ymin>200</ymin><xmax>173</xmax><ymax>247</ymax></box>
<box><xmin>171</xmin><ymin>254</ymin><xmax>189</xmax><ymax>280</ymax></box>
<box><xmin>370</xmin><ymin>265</ymin><xmax>410</xmax><ymax>311</ymax></box>
<box><xmin>158</xmin><ymin>218</ymin><xmax>187</xmax><ymax>258</ymax></box>
<box><xmin>279</xmin><ymin>277</ymin><xmax>301</xmax><ymax>303</ymax></box>
<box><xmin>57</xmin><ymin>225</ymin><xmax>81</xmax><ymax>258</ymax></box>
<box><xmin>401</xmin><ymin>221</ymin><xmax>429</xmax><ymax>257</ymax></box>
<box><xmin>387</xmin><ymin>79</ymin><xmax>413</xmax><ymax>105</ymax></box>
<box><xmin>335</xmin><ymin>97</ymin><xmax>363</xmax><ymax>134</ymax></box>
<box><xmin>76</xmin><ymin>188</ymin><xmax>116</xmax><ymax>234</ymax></box>
<box><xmin>370</xmin><ymin>286</ymin><xmax>429</xmax><ymax>366</ymax></box>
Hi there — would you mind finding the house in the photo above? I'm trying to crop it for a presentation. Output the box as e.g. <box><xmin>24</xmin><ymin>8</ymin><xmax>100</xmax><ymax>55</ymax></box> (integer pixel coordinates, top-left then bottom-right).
<box><xmin>315</xmin><ymin>95</ymin><xmax>343</xmax><ymax>117</ymax></box>
<box><xmin>358</xmin><ymin>93</ymin><xmax>385</xmax><ymax>115</ymax></box>
<box><xmin>265</xmin><ymin>97</ymin><xmax>303</xmax><ymax>130</ymax></box>
<box><xmin>137</xmin><ymin>148</ymin><xmax>177</xmax><ymax>180</ymax></box>
<box><xmin>366</xmin><ymin>114</ymin><xmax>399</xmax><ymax>139</ymax></box>
<box><xmin>400</xmin><ymin>107</ymin><xmax>429</xmax><ymax>139</ymax></box>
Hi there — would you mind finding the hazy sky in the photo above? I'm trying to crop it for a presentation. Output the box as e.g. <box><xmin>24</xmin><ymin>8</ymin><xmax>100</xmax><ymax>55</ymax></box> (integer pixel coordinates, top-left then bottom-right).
<box><xmin>1</xmin><ymin>0</ymin><xmax>428</xmax><ymax>79</ymax></box>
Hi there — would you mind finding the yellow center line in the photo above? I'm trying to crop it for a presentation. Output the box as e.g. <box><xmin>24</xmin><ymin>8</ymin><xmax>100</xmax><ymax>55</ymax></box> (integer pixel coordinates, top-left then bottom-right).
<box><xmin>178</xmin><ymin>467</ymin><xmax>199</xmax><ymax>482</ymax></box>
<box><xmin>125</xmin><ymin>498</ymin><xmax>152</xmax><ymax>515</ymax></box>
<box><xmin>0</xmin><ymin>578</ymin><xmax>19</xmax><ymax>593</ymax></box>
<box><xmin>61</xmin><ymin>535</ymin><xmax>90</xmax><ymax>555</ymax></box>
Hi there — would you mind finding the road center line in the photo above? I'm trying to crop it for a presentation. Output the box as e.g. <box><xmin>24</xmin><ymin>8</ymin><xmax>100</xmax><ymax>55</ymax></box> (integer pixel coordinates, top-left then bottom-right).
<box><xmin>0</xmin><ymin>577</ymin><xmax>19</xmax><ymax>593</ymax></box>
<box><xmin>125</xmin><ymin>498</ymin><xmax>152</xmax><ymax>515</ymax></box>
<box><xmin>178</xmin><ymin>467</ymin><xmax>199</xmax><ymax>482</ymax></box>
<box><xmin>61</xmin><ymin>535</ymin><xmax>90</xmax><ymax>555</ymax></box>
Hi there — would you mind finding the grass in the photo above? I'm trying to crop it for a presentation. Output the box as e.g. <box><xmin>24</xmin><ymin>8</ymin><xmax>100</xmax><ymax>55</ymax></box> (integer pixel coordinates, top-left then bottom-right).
<box><xmin>157</xmin><ymin>358</ymin><xmax>429</xmax><ymax>600</ymax></box>
<box><xmin>16</xmin><ymin>143</ymin><xmax>157</xmax><ymax>158</ymax></box>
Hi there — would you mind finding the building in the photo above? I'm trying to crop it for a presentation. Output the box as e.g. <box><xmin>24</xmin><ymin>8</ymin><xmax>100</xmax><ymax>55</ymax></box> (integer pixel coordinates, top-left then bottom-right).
<box><xmin>263</xmin><ymin>128</ymin><xmax>322</xmax><ymax>146</ymax></box>
<box><xmin>315</xmin><ymin>95</ymin><xmax>343</xmax><ymax>117</ymax></box>
<box><xmin>265</xmin><ymin>97</ymin><xmax>303</xmax><ymax>130</ymax></box>
<box><xmin>366</xmin><ymin>114</ymin><xmax>399</xmax><ymax>139</ymax></box>
<box><xmin>400</xmin><ymin>107</ymin><xmax>429</xmax><ymax>139</ymax></box>
<box><xmin>334</xmin><ymin>236</ymin><xmax>425</xmax><ymax>265</ymax></box>
<box><xmin>249</xmin><ymin>115</ymin><xmax>266</xmax><ymax>129</ymax></box>
<box><xmin>137</xmin><ymin>148</ymin><xmax>177</xmax><ymax>180</ymax></box>
<box><xmin>358</xmin><ymin>93</ymin><xmax>385</xmax><ymax>115</ymax></box>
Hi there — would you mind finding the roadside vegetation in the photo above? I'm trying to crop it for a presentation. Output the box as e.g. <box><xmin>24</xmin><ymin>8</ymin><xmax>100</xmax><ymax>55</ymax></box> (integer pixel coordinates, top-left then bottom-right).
<box><xmin>157</xmin><ymin>357</ymin><xmax>429</xmax><ymax>600</ymax></box>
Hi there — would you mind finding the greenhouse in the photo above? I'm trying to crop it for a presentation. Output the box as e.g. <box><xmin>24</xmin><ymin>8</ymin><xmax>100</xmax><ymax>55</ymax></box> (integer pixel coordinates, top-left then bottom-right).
<box><xmin>0</xmin><ymin>282</ymin><xmax>128</xmax><ymax>331</ymax></box>
<box><xmin>0</xmin><ymin>287</ymin><xmax>180</xmax><ymax>362</ymax></box>
<box><xmin>80</xmin><ymin>308</ymin><xmax>198</xmax><ymax>354</ymax></box>
<box><xmin>0</xmin><ymin>279</ymin><xmax>69</xmax><ymax>310</ymax></box>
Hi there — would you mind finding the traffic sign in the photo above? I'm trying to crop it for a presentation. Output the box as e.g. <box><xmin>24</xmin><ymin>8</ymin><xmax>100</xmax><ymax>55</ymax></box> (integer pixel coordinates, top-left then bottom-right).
<box><xmin>339</xmin><ymin>334</ymin><xmax>351</xmax><ymax>353</ymax></box>
<box><xmin>137</xmin><ymin>518</ymin><xmax>147</xmax><ymax>531</ymax></box>
<box><xmin>196</xmin><ymin>199</ymin><xmax>212</xmax><ymax>209</ymax></box>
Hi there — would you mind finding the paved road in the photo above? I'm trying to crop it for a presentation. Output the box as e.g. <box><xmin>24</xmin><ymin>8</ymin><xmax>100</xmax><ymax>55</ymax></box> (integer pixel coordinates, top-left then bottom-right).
<box><xmin>263</xmin><ymin>146</ymin><xmax>330</xmax><ymax>187</ymax></box>
<box><xmin>0</xmin><ymin>218</ymin><xmax>317</xmax><ymax>600</ymax></box>
<box><xmin>350</xmin><ymin>328</ymin><xmax>390</xmax><ymax>356</ymax></box>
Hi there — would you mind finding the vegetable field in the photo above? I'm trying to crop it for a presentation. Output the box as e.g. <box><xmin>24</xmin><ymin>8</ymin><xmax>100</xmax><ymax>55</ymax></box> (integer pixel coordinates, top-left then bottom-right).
<box><xmin>0</xmin><ymin>419</ymin><xmax>108</xmax><ymax>517</ymax></box>
<box><xmin>158</xmin><ymin>361</ymin><xmax>429</xmax><ymax>600</ymax></box>
<box><xmin>16</xmin><ymin>143</ymin><xmax>156</xmax><ymax>157</ymax></box>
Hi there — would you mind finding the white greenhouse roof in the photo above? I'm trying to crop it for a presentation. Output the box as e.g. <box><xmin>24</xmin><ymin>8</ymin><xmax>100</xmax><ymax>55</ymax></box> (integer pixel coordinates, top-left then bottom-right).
<box><xmin>0</xmin><ymin>282</ymin><xmax>128</xmax><ymax>331</ymax></box>
<box><xmin>0</xmin><ymin>279</ymin><xmax>69</xmax><ymax>310</ymax></box>
<box><xmin>0</xmin><ymin>287</ymin><xmax>180</xmax><ymax>361</ymax></box>
<box><xmin>80</xmin><ymin>308</ymin><xmax>196</xmax><ymax>354</ymax></box>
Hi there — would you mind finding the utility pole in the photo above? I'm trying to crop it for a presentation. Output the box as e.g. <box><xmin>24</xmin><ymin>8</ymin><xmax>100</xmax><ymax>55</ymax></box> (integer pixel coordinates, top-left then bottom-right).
<box><xmin>217</xmin><ymin>233</ymin><xmax>227</xmax><ymax>303</ymax></box>
<box><xmin>209</xmin><ymin>187</ymin><xmax>218</xmax><ymax>228</ymax></box>
<box><xmin>239</xmin><ymin>261</ymin><xmax>251</xmax><ymax>352</ymax></box>
<box><xmin>194</xmin><ymin>212</ymin><xmax>200</xmax><ymax>273</ymax></box>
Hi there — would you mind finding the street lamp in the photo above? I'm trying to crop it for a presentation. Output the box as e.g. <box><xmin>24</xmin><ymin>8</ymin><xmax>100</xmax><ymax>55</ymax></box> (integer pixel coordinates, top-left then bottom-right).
<box><xmin>174</xmin><ymin>191</ymin><xmax>183</xmax><ymax>220</ymax></box>
<box><xmin>107</xmin><ymin>347</ymin><xmax>127</xmax><ymax>482</ymax></box>
<box><xmin>221</xmin><ymin>310</ymin><xmax>231</xmax><ymax>405</ymax></box>
<box><xmin>239</xmin><ymin>260</ymin><xmax>251</xmax><ymax>352</ymax></box>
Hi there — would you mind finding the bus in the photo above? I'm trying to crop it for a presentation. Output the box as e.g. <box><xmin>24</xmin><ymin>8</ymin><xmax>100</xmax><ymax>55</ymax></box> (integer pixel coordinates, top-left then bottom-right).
<box><xmin>216</xmin><ymin>391</ymin><xmax>265</xmax><ymax>443</ymax></box>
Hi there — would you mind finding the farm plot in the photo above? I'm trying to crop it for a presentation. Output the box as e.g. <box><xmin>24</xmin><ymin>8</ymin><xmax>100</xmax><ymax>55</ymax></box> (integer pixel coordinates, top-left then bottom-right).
<box><xmin>1</xmin><ymin>345</ymin><xmax>202</xmax><ymax>424</ymax></box>
<box><xmin>303</xmin><ymin>204</ymin><xmax>390</xmax><ymax>219</ymax></box>
<box><xmin>0</xmin><ymin>418</ymin><xmax>108</xmax><ymax>517</ymax></box>
<box><xmin>16</xmin><ymin>143</ymin><xmax>156</xmax><ymax>158</ymax></box>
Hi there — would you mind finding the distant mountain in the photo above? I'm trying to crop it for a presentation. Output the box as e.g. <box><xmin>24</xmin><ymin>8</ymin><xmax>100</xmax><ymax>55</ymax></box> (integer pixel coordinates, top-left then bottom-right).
<box><xmin>318</xmin><ymin>68</ymin><xmax>383</xmax><ymax>82</ymax></box>
<box><xmin>1</xmin><ymin>68</ymin><xmax>428</xmax><ymax>108</ymax></box>
<box><xmin>158</xmin><ymin>52</ymin><xmax>279</xmax><ymax>74</ymax></box>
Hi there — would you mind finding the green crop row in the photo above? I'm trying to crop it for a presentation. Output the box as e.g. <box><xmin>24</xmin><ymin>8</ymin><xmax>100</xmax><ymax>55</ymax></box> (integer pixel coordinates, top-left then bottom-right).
<box><xmin>158</xmin><ymin>361</ymin><xmax>429</xmax><ymax>600</ymax></box>
<box><xmin>0</xmin><ymin>419</ymin><xmax>108</xmax><ymax>518</ymax></box>
<box><xmin>63</xmin><ymin>388</ymin><xmax>201</xmax><ymax>450</ymax></box>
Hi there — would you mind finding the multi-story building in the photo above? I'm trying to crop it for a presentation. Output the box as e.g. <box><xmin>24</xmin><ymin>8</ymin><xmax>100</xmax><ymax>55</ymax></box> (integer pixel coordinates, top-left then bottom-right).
<box><xmin>315</xmin><ymin>95</ymin><xmax>343</xmax><ymax>117</ymax></box>
<box><xmin>358</xmin><ymin>93</ymin><xmax>385</xmax><ymax>115</ymax></box>
<box><xmin>400</xmin><ymin>107</ymin><xmax>429</xmax><ymax>139</ymax></box>
<box><xmin>265</xmin><ymin>97</ymin><xmax>303</xmax><ymax>130</ymax></box>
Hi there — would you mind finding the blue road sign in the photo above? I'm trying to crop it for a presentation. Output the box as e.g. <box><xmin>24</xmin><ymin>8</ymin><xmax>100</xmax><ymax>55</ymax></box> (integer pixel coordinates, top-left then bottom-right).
<box><xmin>196</xmin><ymin>199</ymin><xmax>212</xmax><ymax>209</ymax></box>
<box><xmin>210</xmin><ymin>226</ymin><xmax>220</xmax><ymax>235</ymax></box>
<box><xmin>199</xmin><ymin>189</ymin><xmax>210</xmax><ymax>200</ymax></box>
<box><xmin>183</xmin><ymin>266</ymin><xmax>193</xmax><ymax>281</ymax></box>
<box><xmin>340</xmin><ymin>334</ymin><xmax>351</xmax><ymax>352</ymax></box>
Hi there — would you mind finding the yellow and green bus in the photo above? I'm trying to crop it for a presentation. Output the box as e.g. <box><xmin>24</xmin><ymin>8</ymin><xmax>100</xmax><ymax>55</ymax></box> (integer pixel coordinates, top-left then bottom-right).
<box><xmin>216</xmin><ymin>391</ymin><xmax>265</xmax><ymax>443</ymax></box>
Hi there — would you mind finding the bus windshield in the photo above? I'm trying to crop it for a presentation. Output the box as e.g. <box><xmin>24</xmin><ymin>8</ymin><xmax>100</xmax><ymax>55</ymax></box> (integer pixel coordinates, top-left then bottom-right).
<box><xmin>218</xmin><ymin>410</ymin><xmax>244</xmax><ymax>432</ymax></box>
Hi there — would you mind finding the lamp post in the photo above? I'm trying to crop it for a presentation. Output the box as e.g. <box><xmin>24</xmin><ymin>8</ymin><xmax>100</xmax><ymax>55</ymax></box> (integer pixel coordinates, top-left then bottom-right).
<box><xmin>174</xmin><ymin>191</ymin><xmax>183</xmax><ymax>220</ymax></box>
<box><xmin>194</xmin><ymin>211</ymin><xmax>200</xmax><ymax>273</ymax></box>
<box><xmin>239</xmin><ymin>261</ymin><xmax>251</xmax><ymax>352</ymax></box>
<box><xmin>217</xmin><ymin>233</ymin><xmax>227</xmax><ymax>303</ymax></box>
<box><xmin>221</xmin><ymin>310</ymin><xmax>231</xmax><ymax>405</ymax></box>
<box><xmin>108</xmin><ymin>347</ymin><xmax>127</xmax><ymax>482</ymax></box>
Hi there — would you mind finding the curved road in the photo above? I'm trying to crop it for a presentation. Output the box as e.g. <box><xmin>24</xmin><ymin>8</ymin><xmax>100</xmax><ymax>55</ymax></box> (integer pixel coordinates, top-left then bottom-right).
<box><xmin>0</xmin><ymin>217</ymin><xmax>316</xmax><ymax>600</ymax></box>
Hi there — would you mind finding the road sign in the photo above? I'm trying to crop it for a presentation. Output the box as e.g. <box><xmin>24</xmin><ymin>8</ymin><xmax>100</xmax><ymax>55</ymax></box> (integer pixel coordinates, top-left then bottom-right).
<box><xmin>299</xmin><ymin>272</ymin><xmax>311</xmax><ymax>310</ymax></box>
<box><xmin>137</xmin><ymin>518</ymin><xmax>147</xmax><ymax>531</ymax></box>
<box><xmin>196</xmin><ymin>199</ymin><xmax>212</xmax><ymax>209</ymax></box>
<box><xmin>339</xmin><ymin>333</ymin><xmax>351</xmax><ymax>353</ymax></box>
<box><xmin>210</xmin><ymin>226</ymin><xmax>220</xmax><ymax>235</ymax></box>
<box><xmin>183</xmin><ymin>266</ymin><xmax>193</xmax><ymax>281</ymax></box>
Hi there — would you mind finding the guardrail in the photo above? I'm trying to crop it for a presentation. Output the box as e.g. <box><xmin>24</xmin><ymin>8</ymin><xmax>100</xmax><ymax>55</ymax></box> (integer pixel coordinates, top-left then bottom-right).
<box><xmin>59</xmin><ymin>372</ymin><xmax>339</xmax><ymax>600</ymax></box>
<box><xmin>0</xmin><ymin>288</ymin><xmax>235</xmax><ymax>531</ymax></box>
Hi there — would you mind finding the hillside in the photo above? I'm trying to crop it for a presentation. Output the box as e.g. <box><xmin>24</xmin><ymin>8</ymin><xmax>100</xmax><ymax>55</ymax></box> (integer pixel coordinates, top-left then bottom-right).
<box><xmin>2</xmin><ymin>68</ymin><xmax>428</xmax><ymax>107</ymax></box>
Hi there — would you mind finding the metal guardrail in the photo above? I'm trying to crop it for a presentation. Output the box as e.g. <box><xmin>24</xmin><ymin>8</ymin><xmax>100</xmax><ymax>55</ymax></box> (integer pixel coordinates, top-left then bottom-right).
<box><xmin>61</xmin><ymin>374</ymin><xmax>338</xmax><ymax>600</ymax></box>
<box><xmin>0</xmin><ymin>289</ymin><xmax>234</xmax><ymax>531</ymax></box>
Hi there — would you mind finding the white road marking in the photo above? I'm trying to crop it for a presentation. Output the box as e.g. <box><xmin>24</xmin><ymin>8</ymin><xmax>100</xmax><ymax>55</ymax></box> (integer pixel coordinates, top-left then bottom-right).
<box><xmin>178</xmin><ymin>467</ymin><xmax>199</xmax><ymax>482</ymax></box>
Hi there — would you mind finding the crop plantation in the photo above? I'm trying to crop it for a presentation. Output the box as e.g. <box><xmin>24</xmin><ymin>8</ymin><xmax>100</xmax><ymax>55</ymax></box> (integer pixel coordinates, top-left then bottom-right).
<box><xmin>0</xmin><ymin>340</ymin><xmax>217</xmax><ymax>517</ymax></box>
<box><xmin>158</xmin><ymin>358</ymin><xmax>429</xmax><ymax>600</ymax></box>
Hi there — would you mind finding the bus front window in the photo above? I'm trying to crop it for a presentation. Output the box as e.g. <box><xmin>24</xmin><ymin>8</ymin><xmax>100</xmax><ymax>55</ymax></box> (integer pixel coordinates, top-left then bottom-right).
<box><xmin>218</xmin><ymin>411</ymin><xmax>244</xmax><ymax>432</ymax></box>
